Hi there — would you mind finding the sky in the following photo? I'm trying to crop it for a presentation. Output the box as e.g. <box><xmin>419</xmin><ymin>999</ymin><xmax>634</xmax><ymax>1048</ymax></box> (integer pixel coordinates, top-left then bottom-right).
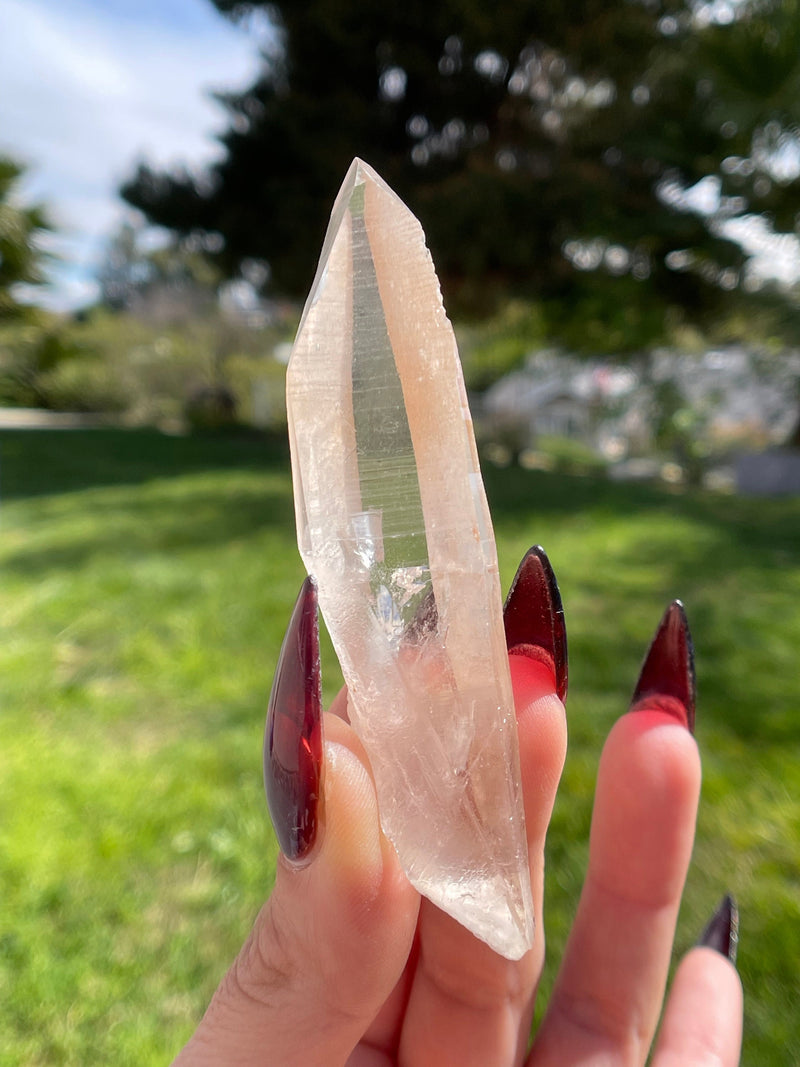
<box><xmin>0</xmin><ymin>0</ymin><xmax>267</xmax><ymax>310</ymax></box>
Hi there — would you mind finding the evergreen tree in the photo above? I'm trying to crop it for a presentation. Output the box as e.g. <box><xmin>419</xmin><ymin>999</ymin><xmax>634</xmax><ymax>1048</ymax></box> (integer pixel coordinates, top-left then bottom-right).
<box><xmin>121</xmin><ymin>0</ymin><xmax>800</xmax><ymax>350</ymax></box>
<box><xmin>0</xmin><ymin>157</ymin><xmax>51</xmax><ymax>320</ymax></box>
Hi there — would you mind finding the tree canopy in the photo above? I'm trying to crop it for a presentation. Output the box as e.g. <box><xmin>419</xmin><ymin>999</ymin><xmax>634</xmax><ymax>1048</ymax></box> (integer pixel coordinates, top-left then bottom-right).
<box><xmin>0</xmin><ymin>157</ymin><xmax>51</xmax><ymax>321</ymax></box>
<box><xmin>121</xmin><ymin>0</ymin><xmax>800</xmax><ymax>350</ymax></box>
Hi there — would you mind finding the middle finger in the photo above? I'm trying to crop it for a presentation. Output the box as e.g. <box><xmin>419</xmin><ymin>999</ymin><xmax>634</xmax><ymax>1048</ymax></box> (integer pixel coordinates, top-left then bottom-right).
<box><xmin>396</xmin><ymin>549</ymin><xmax>568</xmax><ymax>1067</ymax></box>
<box><xmin>530</xmin><ymin>602</ymin><xmax>700</xmax><ymax>1067</ymax></box>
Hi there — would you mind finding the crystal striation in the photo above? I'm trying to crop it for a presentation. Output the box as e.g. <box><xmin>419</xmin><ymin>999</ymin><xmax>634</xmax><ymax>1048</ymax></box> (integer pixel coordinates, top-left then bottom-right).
<box><xmin>286</xmin><ymin>158</ymin><xmax>534</xmax><ymax>959</ymax></box>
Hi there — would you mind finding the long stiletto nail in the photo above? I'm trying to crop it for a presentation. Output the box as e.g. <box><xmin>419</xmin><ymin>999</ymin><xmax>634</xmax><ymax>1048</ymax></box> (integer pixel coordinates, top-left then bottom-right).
<box><xmin>263</xmin><ymin>575</ymin><xmax>323</xmax><ymax>865</ymax></box>
<box><xmin>698</xmin><ymin>894</ymin><xmax>739</xmax><ymax>964</ymax></box>
<box><xmin>503</xmin><ymin>545</ymin><xmax>568</xmax><ymax>703</ymax></box>
<box><xmin>630</xmin><ymin>600</ymin><xmax>696</xmax><ymax>733</ymax></box>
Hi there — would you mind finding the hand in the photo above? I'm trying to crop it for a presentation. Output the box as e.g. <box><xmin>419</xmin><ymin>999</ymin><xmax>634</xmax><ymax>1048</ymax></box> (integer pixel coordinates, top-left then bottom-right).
<box><xmin>173</xmin><ymin>547</ymin><xmax>743</xmax><ymax>1066</ymax></box>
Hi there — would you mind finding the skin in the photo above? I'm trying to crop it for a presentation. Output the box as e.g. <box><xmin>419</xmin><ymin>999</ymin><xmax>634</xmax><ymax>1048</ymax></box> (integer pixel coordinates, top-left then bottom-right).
<box><xmin>174</xmin><ymin>655</ymin><xmax>743</xmax><ymax>1067</ymax></box>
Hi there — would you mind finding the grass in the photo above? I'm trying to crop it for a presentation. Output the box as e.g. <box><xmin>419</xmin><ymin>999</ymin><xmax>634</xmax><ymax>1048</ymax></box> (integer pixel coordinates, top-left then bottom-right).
<box><xmin>1</xmin><ymin>428</ymin><xmax>798</xmax><ymax>1064</ymax></box>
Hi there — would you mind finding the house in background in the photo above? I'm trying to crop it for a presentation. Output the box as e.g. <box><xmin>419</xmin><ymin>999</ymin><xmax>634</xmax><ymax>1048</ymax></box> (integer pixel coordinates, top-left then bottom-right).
<box><xmin>479</xmin><ymin>349</ymin><xmax>646</xmax><ymax>461</ymax></box>
<box><xmin>478</xmin><ymin>346</ymin><xmax>800</xmax><ymax>483</ymax></box>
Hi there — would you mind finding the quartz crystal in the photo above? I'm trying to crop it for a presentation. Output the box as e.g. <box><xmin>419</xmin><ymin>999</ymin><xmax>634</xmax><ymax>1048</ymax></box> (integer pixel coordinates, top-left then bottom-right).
<box><xmin>286</xmin><ymin>158</ymin><xmax>534</xmax><ymax>959</ymax></box>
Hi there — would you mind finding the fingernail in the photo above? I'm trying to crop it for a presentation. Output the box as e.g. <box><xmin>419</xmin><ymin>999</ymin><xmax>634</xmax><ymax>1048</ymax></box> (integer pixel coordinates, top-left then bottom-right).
<box><xmin>698</xmin><ymin>893</ymin><xmax>738</xmax><ymax>965</ymax></box>
<box><xmin>264</xmin><ymin>575</ymin><xmax>323</xmax><ymax>865</ymax></box>
<box><xmin>630</xmin><ymin>600</ymin><xmax>696</xmax><ymax>733</ymax></box>
<box><xmin>503</xmin><ymin>545</ymin><xmax>568</xmax><ymax>703</ymax></box>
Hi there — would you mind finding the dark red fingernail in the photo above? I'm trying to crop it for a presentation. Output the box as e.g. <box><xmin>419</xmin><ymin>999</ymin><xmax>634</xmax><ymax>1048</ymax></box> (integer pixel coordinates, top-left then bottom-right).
<box><xmin>503</xmin><ymin>545</ymin><xmax>568</xmax><ymax>703</ymax></box>
<box><xmin>698</xmin><ymin>893</ymin><xmax>738</xmax><ymax>965</ymax></box>
<box><xmin>264</xmin><ymin>575</ymin><xmax>323</xmax><ymax>865</ymax></box>
<box><xmin>630</xmin><ymin>600</ymin><xmax>696</xmax><ymax>733</ymax></box>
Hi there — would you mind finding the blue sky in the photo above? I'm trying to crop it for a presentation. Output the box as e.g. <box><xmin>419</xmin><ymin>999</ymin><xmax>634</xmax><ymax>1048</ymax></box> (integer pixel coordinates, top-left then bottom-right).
<box><xmin>0</xmin><ymin>0</ymin><xmax>267</xmax><ymax>310</ymax></box>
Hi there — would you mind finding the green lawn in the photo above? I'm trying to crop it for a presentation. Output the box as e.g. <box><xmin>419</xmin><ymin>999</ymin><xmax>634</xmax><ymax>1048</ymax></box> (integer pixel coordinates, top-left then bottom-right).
<box><xmin>1</xmin><ymin>429</ymin><xmax>798</xmax><ymax>1065</ymax></box>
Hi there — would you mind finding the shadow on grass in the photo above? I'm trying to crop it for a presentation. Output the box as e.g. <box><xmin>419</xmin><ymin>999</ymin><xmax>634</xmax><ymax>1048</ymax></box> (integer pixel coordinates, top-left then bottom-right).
<box><xmin>487</xmin><ymin>461</ymin><xmax>800</xmax><ymax>559</ymax></box>
<box><xmin>0</xmin><ymin>428</ymin><xmax>290</xmax><ymax>501</ymax></box>
<box><xmin>8</xmin><ymin>429</ymin><xmax>800</xmax><ymax>552</ymax></box>
<box><xmin>2</xmin><ymin>429</ymin><xmax>297</xmax><ymax>580</ymax></box>
<box><xmin>5</xmin><ymin>429</ymin><xmax>799</xmax><ymax>745</ymax></box>
<box><xmin>488</xmin><ymin>463</ymin><xmax>800</xmax><ymax>608</ymax></box>
<box><xmin>5</xmin><ymin>482</ymin><xmax>295</xmax><ymax>577</ymax></box>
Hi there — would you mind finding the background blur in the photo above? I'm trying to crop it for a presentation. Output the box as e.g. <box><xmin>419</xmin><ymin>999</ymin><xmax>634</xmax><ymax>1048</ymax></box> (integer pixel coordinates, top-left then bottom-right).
<box><xmin>2</xmin><ymin>1</ymin><xmax>799</xmax><ymax>1063</ymax></box>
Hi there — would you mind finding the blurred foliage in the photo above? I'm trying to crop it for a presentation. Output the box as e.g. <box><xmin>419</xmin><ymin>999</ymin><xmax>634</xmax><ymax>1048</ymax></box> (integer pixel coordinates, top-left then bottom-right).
<box><xmin>183</xmin><ymin>384</ymin><xmax>238</xmax><ymax>432</ymax></box>
<box><xmin>98</xmin><ymin>221</ymin><xmax>224</xmax><ymax>317</ymax></box>
<box><xmin>0</xmin><ymin>325</ymin><xmax>96</xmax><ymax>408</ymax></box>
<box><xmin>0</xmin><ymin>156</ymin><xmax>51</xmax><ymax>321</ymax></box>
<box><xmin>650</xmin><ymin>377</ymin><xmax>713</xmax><ymax>485</ymax></box>
<box><xmin>482</xmin><ymin>431</ymin><xmax>610</xmax><ymax>474</ymax></box>
<box><xmin>530</xmin><ymin>433</ymin><xmax>609</xmax><ymax>474</ymax></box>
<box><xmin>0</xmin><ymin>307</ymin><xmax>291</xmax><ymax>429</ymax></box>
<box><xmin>458</xmin><ymin>301</ymin><xmax>548</xmax><ymax>390</ymax></box>
<box><xmin>122</xmin><ymin>0</ymin><xmax>800</xmax><ymax>349</ymax></box>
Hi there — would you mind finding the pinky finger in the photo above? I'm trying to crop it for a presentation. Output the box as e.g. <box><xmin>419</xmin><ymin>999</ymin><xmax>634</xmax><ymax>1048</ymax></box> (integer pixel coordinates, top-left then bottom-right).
<box><xmin>652</xmin><ymin>897</ymin><xmax>743</xmax><ymax>1067</ymax></box>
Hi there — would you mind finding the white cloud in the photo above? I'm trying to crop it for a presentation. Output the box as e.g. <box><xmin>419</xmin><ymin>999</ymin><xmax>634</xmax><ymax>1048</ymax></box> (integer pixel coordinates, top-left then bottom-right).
<box><xmin>0</xmin><ymin>0</ymin><xmax>264</xmax><ymax>310</ymax></box>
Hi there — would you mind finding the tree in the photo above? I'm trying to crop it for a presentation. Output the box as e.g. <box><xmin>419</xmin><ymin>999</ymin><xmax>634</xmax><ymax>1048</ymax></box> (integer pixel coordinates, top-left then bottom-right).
<box><xmin>98</xmin><ymin>219</ymin><xmax>222</xmax><ymax>320</ymax></box>
<box><xmin>121</xmin><ymin>0</ymin><xmax>800</xmax><ymax>351</ymax></box>
<box><xmin>0</xmin><ymin>157</ymin><xmax>51</xmax><ymax>320</ymax></box>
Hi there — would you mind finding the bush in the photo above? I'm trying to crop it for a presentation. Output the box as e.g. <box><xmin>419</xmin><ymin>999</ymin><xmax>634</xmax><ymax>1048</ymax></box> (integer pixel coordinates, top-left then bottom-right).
<box><xmin>0</xmin><ymin>308</ymin><xmax>295</xmax><ymax>432</ymax></box>
<box><xmin>534</xmin><ymin>433</ymin><xmax>608</xmax><ymax>474</ymax></box>
<box><xmin>184</xmin><ymin>384</ymin><xmax>238</xmax><ymax>430</ymax></box>
<box><xmin>36</xmin><ymin>358</ymin><xmax>128</xmax><ymax>413</ymax></box>
<box><xmin>0</xmin><ymin>324</ymin><xmax>90</xmax><ymax>408</ymax></box>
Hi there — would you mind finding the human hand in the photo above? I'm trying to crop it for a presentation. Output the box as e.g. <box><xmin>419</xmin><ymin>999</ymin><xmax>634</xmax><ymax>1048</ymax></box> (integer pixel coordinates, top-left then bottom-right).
<box><xmin>173</xmin><ymin>547</ymin><xmax>742</xmax><ymax>1066</ymax></box>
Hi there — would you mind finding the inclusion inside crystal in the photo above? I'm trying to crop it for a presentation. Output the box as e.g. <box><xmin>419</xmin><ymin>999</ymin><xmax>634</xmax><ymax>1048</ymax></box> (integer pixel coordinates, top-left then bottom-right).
<box><xmin>287</xmin><ymin>159</ymin><xmax>534</xmax><ymax>959</ymax></box>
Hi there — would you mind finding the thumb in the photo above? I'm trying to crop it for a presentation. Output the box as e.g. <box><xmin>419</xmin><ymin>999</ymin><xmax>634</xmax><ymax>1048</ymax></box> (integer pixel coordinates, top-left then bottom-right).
<box><xmin>173</xmin><ymin>579</ymin><xmax>419</xmax><ymax>1066</ymax></box>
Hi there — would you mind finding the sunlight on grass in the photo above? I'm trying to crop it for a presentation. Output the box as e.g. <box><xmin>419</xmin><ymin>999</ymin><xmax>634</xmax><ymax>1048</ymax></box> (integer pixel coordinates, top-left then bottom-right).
<box><xmin>2</xmin><ymin>429</ymin><xmax>798</xmax><ymax>1063</ymax></box>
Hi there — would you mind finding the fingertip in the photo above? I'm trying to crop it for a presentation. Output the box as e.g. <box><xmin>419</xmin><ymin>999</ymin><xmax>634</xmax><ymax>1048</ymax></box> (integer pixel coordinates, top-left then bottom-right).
<box><xmin>509</xmin><ymin>653</ymin><xmax>567</xmax><ymax>846</ymax></box>
<box><xmin>193</xmin><ymin>728</ymin><xmax>417</xmax><ymax>1064</ymax></box>
<box><xmin>263</xmin><ymin>727</ymin><xmax>418</xmax><ymax>1038</ymax></box>
<box><xmin>654</xmin><ymin>947</ymin><xmax>743</xmax><ymax>1065</ymax></box>
<box><xmin>318</xmin><ymin>717</ymin><xmax>420</xmax><ymax>927</ymax></box>
<box><xmin>608</xmin><ymin>707</ymin><xmax>701</xmax><ymax>799</ymax></box>
<box><xmin>509</xmin><ymin>650</ymin><xmax>560</xmax><ymax>704</ymax></box>
<box><xmin>275</xmin><ymin>714</ymin><xmax>416</xmax><ymax>930</ymax></box>
<box><xmin>691</xmin><ymin>945</ymin><xmax>744</xmax><ymax>997</ymax></box>
<box><xmin>509</xmin><ymin>653</ymin><xmax>567</xmax><ymax>760</ymax></box>
<box><xmin>592</xmin><ymin>710</ymin><xmax>701</xmax><ymax>906</ymax></box>
<box><xmin>317</xmin><ymin>739</ymin><xmax>384</xmax><ymax>897</ymax></box>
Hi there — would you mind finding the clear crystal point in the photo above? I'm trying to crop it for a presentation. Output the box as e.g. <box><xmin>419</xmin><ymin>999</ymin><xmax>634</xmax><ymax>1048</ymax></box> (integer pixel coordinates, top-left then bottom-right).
<box><xmin>286</xmin><ymin>158</ymin><xmax>534</xmax><ymax>959</ymax></box>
